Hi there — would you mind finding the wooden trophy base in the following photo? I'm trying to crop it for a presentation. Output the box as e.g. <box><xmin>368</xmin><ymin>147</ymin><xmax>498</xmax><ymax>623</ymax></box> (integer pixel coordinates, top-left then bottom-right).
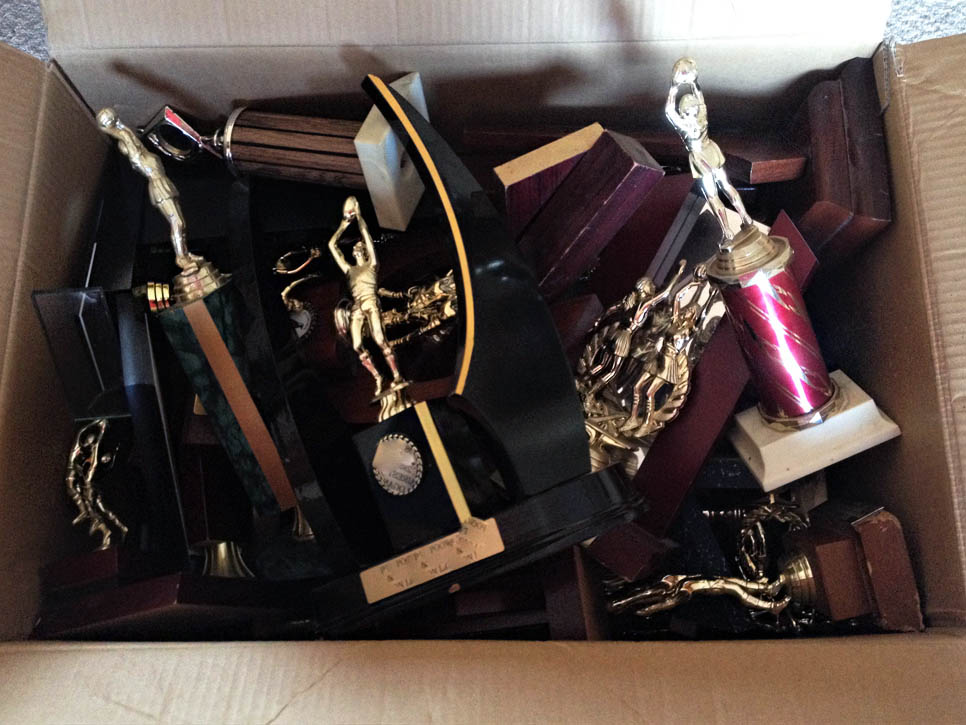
<box><xmin>32</xmin><ymin>573</ymin><xmax>305</xmax><ymax>640</ymax></box>
<box><xmin>40</xmin><ymin>546</ymin><xmax>157</xmax><ymax>599</ymax></box>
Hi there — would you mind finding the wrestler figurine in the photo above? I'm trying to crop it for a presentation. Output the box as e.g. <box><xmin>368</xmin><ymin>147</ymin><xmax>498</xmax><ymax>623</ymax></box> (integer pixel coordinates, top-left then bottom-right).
<box><xmin>665</xmin><ymin>57</ymin><xmax>753</xmax><ymax>246</ymax></box>
<box><xmin>328</xmin><ymin>196</ymin><xmax>407</xmax><ymax>398</ymax></box>
<box><xmin>96</xmin><ymin>108</ymin><xmax>197</xmax><ymax>271</ymax></box>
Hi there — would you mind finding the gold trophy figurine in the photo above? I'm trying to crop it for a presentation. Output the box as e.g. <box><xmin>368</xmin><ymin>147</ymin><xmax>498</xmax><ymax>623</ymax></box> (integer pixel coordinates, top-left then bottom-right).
<box><xmin>577</xmin><ymin>260</ymin><xmax>726</xmax><ymax>476</ymax></box>
<box><xmin>665</xmin><ymin>58</ymin><xmax>753</xmax><ymax>248</ymax></box>
<box><xmin>96</xmin><ymin>108</ymin><xmax>198</xmax><ymax>271</ymax></box>
<box><xmin>328</xmin><ymin>197</ymin><xmax>408</xmax><ymax>402</ymax></box>
<box><xmin>65</xmin><ymin>419</ymin><xmax>128</xmax><ymax>550</ymax></box>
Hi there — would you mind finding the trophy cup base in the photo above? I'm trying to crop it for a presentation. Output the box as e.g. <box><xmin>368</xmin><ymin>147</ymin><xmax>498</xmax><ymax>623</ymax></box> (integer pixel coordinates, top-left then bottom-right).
<box><xmin>729</xmin><ymin>370</ymin><xmax>900</xmax><ymax>491</ymax></box>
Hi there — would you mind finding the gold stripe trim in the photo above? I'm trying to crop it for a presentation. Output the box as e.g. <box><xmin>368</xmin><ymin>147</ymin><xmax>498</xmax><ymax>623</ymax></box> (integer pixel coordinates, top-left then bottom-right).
<box><xmin>414</xmin><ymin>401</ymin><xmax>471</xmax><ymax>522</ymax></box>
<box><xmin>367</xmin><ymin>74</ymin><xmax>474</xmax><ymax>395</ymax></box>
<box><xmin>184</xmin><ymin>301</ymin><xmax>296</xmax><ymax>511</ymax></box>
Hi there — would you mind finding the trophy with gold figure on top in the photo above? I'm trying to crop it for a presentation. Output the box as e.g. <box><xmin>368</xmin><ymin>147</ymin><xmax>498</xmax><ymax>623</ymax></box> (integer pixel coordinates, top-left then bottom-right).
<box><xmin>665</xmin><ymin>58</ymin><xmax>900</xmax><ymax>491</ymax></box>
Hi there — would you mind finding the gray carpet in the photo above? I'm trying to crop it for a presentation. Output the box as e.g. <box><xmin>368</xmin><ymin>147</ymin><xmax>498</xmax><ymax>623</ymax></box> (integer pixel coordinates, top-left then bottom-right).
<box><xmin>0</xmin><ymin>0</ymin><xmax>46</xmax><ymax>59</ymax></box>
<box><xmin>2</xmin><ymin>0</ymin><xmax>965</xmax><ymax>60</ymax></box>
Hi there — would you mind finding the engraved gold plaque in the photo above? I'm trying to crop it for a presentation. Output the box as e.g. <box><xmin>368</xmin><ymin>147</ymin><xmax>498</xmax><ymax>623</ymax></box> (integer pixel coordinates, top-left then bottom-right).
<box><xmin>359</xmin><ymin>517</ymin><xmax>505</xmax><ymax>604</ymax></box>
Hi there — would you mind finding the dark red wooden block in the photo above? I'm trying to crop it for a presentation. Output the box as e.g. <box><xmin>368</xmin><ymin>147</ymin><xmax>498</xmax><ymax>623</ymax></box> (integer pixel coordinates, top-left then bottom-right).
<box><xmin>517</xmin><ymin>130</ymin><xmax>664</xmax><ymax>300</ymax></box>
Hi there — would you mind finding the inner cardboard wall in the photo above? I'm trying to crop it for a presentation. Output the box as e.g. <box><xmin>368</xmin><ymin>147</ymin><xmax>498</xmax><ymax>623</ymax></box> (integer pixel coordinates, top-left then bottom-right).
<box><xmin>813</xmin><ymin>39</ymin><xmax>966</xmax><ymax>625</ymax></box>
<box><xmin>0</xmin><ymin>44</ymin><xmax>108</xmax><ymax>639</ymax></box>
<box><xmin>41</xmin><ymin>0</ymin><xmax>890</xmax><ymax>144</ymax></box>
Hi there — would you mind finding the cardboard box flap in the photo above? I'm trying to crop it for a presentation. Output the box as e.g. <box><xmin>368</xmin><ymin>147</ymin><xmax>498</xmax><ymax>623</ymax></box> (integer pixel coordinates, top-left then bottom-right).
<box><xmin>0</xmin><ymin>42</ymin><xmax>108</xmax><ymax>640</ymax></box>
<box><xmin>42</xmin><ymin>0</ymin><xmax>890</xmax><ymax>137</ymax></box>
<box><xmin>44</xmin><ymin>0</ymin><xmax>891</xmax><ymax>50</ymax></box>
<box><xmin>884</xmin><ymin>35</ymin><xmax>966</xmax><ymax>619</ymax></box>
<box><xmin>52</xmin><ymin>38</ymin><xmax>889</xmax><ymax>148</ymax></box>
<box><xmin>818</xmin><ymin>33</ymin><xmax>966</xmax><ymax>627</ymax></box>
<box><xmin>0</xmin><ymin>636</ymin><xmax>964</xmax><ymax>722</ymax></box>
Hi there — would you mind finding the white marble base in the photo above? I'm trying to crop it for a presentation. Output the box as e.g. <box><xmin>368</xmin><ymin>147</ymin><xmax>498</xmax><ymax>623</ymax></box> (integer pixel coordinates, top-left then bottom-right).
<box><xmin>729</xmin><ymin>369</ymin><xmax>900</xmax><ymax>491</ymax></box>
<box><xmin>354</xmin><ymin>72</ymin><xmax>428</xmax><ymax>231</ymax></box>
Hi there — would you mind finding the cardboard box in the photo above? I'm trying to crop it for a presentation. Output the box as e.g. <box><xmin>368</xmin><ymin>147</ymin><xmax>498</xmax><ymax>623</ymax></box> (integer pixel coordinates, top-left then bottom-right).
<box><xmin>0</xmin><ymin>1</ymin><xmax>965</xmax><ymax>720</ymax></box>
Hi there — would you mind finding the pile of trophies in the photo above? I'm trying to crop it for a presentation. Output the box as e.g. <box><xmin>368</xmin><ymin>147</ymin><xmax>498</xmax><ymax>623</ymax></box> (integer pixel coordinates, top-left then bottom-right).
<box><xmin>31</xmin><ymin>59</ymin><xmax>921</xmax><ymax>640</ymax></box>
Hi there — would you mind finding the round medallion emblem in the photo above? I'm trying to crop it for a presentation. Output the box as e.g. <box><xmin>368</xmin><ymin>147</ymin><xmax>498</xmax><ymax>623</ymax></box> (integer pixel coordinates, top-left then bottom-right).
<box><xmin>372</xmin><ymin>434</ymin><xmax>423</xmax><ymax>496</ymax></box>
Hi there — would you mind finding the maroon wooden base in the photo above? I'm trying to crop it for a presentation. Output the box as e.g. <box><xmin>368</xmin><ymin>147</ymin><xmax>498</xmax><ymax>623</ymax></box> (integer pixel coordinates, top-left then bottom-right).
<box><xmin>463</xmin><ymin>126</ymin><xmax>806</xmax><ymax>185</ymax></box>
<box><xmin>589</xmin><ymin>173</ymin><xmax>696</xmax><ymax>306</ymax></box>
<box><xmin>41</xmin><ymin>546</ymin><xmax>147</xmax><ymax>596</ymax></box>
<box><xmin>517</xmin><ymin>130</ymin><xmax>664</xmax><ymax>300</ymax></box>
<box><xmin>494</xmin><ymin>123</ymin><xmax>604</xmax><ymax>239</ymax></box>
<box><xmin>785</xmin><ymin>58</ymin><xmax>891</xmax><ymax>266</ymax></box>
<box><xmin>32</xmin><ymin>573</ymin><xmax>301</xmax><ymax>640</ymax></box>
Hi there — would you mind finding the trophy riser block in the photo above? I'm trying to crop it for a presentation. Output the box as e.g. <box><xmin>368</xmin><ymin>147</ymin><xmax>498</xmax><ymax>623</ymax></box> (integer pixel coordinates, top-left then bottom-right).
<box><xmin>354</xmin><ymin>72</ymin><xmax>428</xmax><ymax>231</ymax></box>
<box><xmin>517</xmin><ymin>130</ymin><xmax>664</xmax><ymax>301</ymax></box>
<box><xmin>352</xmin><ymin>404</ymin><xmax>462</xmax><ymax>553</ymax></box>
<box><xmin>785</xmin><ymin>59</ymin><xmax>891</xmax><ymax>267</ymax></box>
<box><xmin>227</xmin><ymin>110</ymin><xmax>365</xmax><ymax>189</ymax></box>
<box><xmin>786</xmin><ymin>523</ymin><xmax>874</xmax><ymax>621</ymax></box>
<box><xmin>589</xmin><ymin>173</ymin><xmax>696</xmax><ymax>306</ymax></box>
<box><xmin>729</xmin><ymin>370</ymin><xmax>900</xmax><ymax>492</ymax></box>
<box><xmin>587</xmin><ymin>212</ymin><xmax>818</xmax><ymax>582</ymax></box>
<box><xmin>311</xmin><ymin>466</ymin><xmax>639</xmax><ymax>636</ymax></box>
<box><xmin>493</xmin><ymin>123</ymin><xmax>604</xmax><ymax>239</ymax></box>
<box><xmin>463</xmin><ymin>126</ymin><xmax>806</xmax><ymax>185</ymax></box>
<box><xmin>848</xmin><ymin>509</ymin><xmax>924</xmax><ymax>631</ymax></box>
<box><xmin>31</xmin><ymin>573</ymin><xmax>306</xmax><ymax>640</ymax></box>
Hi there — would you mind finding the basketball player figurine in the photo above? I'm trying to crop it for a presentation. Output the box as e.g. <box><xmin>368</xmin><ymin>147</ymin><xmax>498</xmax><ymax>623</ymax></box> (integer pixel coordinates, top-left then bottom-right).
<box><xmin>328</xmin><ymin>197</ymin><xmax>409</xmax><ymax>403</ymax></box>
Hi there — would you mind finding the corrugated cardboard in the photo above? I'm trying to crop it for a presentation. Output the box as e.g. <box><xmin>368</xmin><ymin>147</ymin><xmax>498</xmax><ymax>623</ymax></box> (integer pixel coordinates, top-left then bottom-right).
<box><xmin>0</xmin><ymin>2</ymin><xmax>964</xmax><ymax>720</ymax></box>
<box><xmin>41</xmin><ymin>0</ymin><xmax>891</xmax><ymax>139</ymax></box>
<box><xmin>0</xmin><ymin>42</ymin><xmax>107</xmax><ymax>640</ymax></box>
<box><xmin>811</xmin><ymin>36</ymin><xmax>966</xmax><ymax>626</ymax></box>
<box><xmin>1</xmin><ymin>634</ymin><xmax>965</xmax><ymax>723</ymax></box>
<box><xmin>44</xmin><ymin>0</ymin><xmax>891</xmax><ymax>48</ymax></box>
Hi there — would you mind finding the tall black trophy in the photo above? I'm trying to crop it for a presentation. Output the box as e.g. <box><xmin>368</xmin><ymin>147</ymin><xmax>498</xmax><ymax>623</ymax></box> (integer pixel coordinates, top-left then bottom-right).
<box><xmin>308</xmin><ymin>76</ymin><xmax>641</xmax><ymax>635</ymax></box>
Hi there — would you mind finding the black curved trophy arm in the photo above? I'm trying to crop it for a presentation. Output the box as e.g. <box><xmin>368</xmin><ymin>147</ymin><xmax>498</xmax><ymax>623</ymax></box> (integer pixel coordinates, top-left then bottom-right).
<box><xmin>362</xmin><ymin>75</ymin><xmax>589</xmax><ymax>497</ymax></box>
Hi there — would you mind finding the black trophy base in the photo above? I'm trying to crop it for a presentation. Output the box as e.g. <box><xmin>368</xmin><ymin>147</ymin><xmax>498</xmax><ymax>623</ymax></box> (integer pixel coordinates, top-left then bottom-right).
<box><xmin>311</xmin><ymin>466</ymin><xmax>641</xmax><ymax>636</ymax></box>
<box><xmin>31</xmin><ymin>573</ymin><xmax>307</xmax><ymax>640</ymax></box>
<box><xmin>352</xmin><ymin>404</ymin><xmax>462</xmax><ymax>554</ymax></box>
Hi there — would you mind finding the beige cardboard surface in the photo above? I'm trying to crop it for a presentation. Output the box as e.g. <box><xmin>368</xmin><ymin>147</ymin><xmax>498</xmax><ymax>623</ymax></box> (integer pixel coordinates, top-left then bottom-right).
<box><xmin>0</xmin><ymin>635</ymin><xmax>964</xmax><ymax>723</ymax></box>
<box><xmin>888</xmin><ymin>35</ymin><xmax>966</xmax><ymax>618</ymax></box>
<box><xmin>41</xmin><ymin>0</ymin><xmax>889</xmax><ymax>139</ymax></box>
<box><xmin>44</xmin><ymin>0</ymin><xmax>891</xmax><ymax>49</ymax></box>
<box><xmin>0</xmin><ymin>42</ymin><xmax>108</xmax><ymax>639</ymax></box>
<box><xmin>815</xmin><ymin>34</ymin><xmax>966</xmax><ymax>626</ymax></box>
